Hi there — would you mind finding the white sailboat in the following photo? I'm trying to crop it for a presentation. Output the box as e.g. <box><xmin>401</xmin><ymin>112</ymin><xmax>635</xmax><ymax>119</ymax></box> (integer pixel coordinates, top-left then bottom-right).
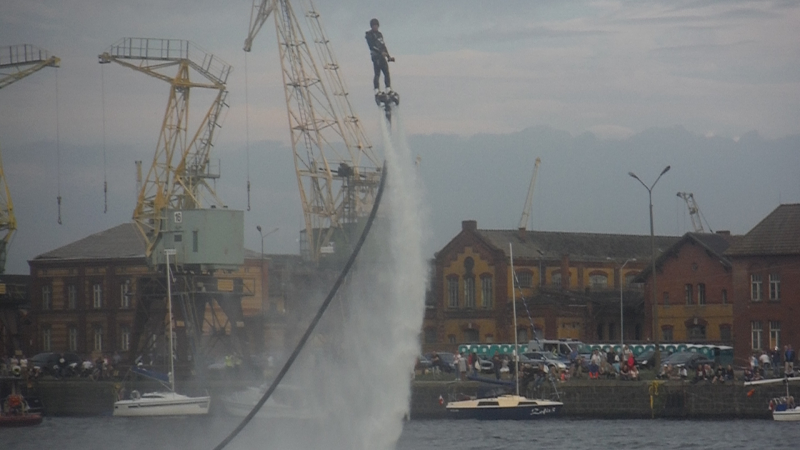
<box><xmin>113</xmin><ymin>249</ymin><xmax>210</xmax><ymax>417</ymax></box>
<box><xmin>446</xmin><ymin>244</ymin><xmax>563</xmax><ymax>420</ymax></box>
<box><xmin>745</xmin><ymin>376</ymin><xmax>800</xmax><ymax>421</ymax></box>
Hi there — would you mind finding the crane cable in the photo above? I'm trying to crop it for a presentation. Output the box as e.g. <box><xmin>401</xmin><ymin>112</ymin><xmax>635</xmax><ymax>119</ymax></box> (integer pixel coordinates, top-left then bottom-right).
<box><xmin>244</xmin><ymin>52</ymin><xmax>251</xmax><ymax>211</ymax></box>
<box><xmin>101</xmin><ymin>64</ymin><xmax>108</xmax><ymax>213</ymax></box>
<box><xmin>55</xmin><ymin>67</ymin><xmax>62</xmax><ymax>225</ymax></box>
<box><xmin>212</xmin><ymin>161</ymin><xmax>388</xmax><ymax>450</ymax></box>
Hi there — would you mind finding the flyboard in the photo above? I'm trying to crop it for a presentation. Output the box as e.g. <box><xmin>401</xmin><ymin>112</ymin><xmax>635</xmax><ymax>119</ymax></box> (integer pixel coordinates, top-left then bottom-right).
<box><xmin>376</xmin><ymin>89</ymin><xmax>399</xmax><ymax>123</ymax></box>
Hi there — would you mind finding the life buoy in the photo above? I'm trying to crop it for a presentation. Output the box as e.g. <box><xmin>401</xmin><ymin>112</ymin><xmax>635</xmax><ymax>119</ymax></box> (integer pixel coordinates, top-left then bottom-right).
<box><xmin>130</xmin><ymin>390</ymin><xmax>141</xmax><ymax>400</ymax></box>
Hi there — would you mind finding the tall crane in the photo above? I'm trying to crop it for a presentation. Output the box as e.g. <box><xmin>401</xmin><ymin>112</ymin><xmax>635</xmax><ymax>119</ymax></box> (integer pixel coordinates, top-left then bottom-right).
<box><xmin>244</xmin><ymin>0</ymin><xmax>382</xmax><ymax>263</ymax></box>
<box><xmin>0</xmin><ymin>44</ymin><xmax>60</xmax><ymax>273</ymax></box>
<box><xmin>518</xmin><ymin>157</ymin><xmax>541</xmax><ymax>232</ymax></box>
<box><xmin>99</xmin><ymin>38</ymin><xmax>231</xmax><ymax>262</ymax></box>
<box><xmin>677</xmin><ymin>192</ymin><xmax>712</xmax><ymax>233</ymax></box>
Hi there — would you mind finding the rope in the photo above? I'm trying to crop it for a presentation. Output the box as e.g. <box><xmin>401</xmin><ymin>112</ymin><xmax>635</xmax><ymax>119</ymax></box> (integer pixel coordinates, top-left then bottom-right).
<box><xmin>55</xmin><ymin>67</ymin><xmax>62</xmax><ymax>224</ymax></box>
<box><xmin>101</xmin><ymin>64</ymin><xmax>108</xmax><ymax>213</ymax></box>
<box><xmin>212</xmin><ymin>161</ymin><xmax>388</xmax><ymax>450</ymax></box>
<box><xmin>244</xmin><ymin>52</ymin><xmax>251</xmax><ymax>211</ymax></box>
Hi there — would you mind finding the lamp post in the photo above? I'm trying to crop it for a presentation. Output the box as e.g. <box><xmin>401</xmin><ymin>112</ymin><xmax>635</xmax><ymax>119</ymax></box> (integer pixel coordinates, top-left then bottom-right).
<box><xmin>629</xmin><ymin>165</ymin><xmax>670</xmax><ymax>369</ymax></box>
<box><xmin>618</xmin><ymin>258</ymin><xmax>636</xmax><ymax>347</ymax></box>
<box><xmin>256</xmin><ymin>226</ymin><xmax>279</xmax><ymax>313</ymax></box>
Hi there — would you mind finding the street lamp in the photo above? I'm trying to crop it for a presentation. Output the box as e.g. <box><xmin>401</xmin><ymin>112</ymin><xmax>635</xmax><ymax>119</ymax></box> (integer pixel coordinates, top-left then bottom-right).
<box><xmin>618</xmin><ymin>258</ymin><xmax>636</xmax><ymax>347</ymax></box>
<box><xmin>629</xmin><ymin>165</ymin><xmax>670</xmax><ymax>369</ymax></box>
<box><xmin>256</xmin><ymin>226</ymin><xmax>279</xmax><ymax>313</ymax></box>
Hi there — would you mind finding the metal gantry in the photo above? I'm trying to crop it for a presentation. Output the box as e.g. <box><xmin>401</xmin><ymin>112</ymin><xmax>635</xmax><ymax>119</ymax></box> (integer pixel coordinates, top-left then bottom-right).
<box><xmin>518</xmin><ymin>157</ymin><xmax>541</xmax><ymax>231</ymax></box>
<box><xmin>0</xmin><ymin>45</ymin><xmax>61</xmax><ymax>273</ymax></box>
<box><xmin>677</xmin><ymin>191</ymin><xmax>711</xmax><ymax>233</ymax></box>
<box><xmin>99</xmin><ymin>38</ymin><xmax>231</xmax><ymax>261</ymax></box>
<box><xmin>244</xmin><ymin>0</ymin><xmax>382</xmax><ymax>263</ymax></box>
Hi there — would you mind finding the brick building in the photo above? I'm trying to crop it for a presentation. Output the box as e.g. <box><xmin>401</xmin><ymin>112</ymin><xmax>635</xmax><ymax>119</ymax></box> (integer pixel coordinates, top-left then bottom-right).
<box><xmin>726</xmin><ymin>204</ymin><xmax>800</xmax><ymax>363</ymax></box>
<box><xmin>424</xmin><ymin>220</ymin><xmax>678</xmax><ymax>352</ymax></box>
<box><xmin>637</xmin><ymin>232</ymin><xmax>739</xmax><ymax>345</ymax></box>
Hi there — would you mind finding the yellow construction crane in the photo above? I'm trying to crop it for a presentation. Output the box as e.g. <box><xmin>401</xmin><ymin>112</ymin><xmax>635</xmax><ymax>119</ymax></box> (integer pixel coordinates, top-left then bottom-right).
<box><xmin>99</xmin><ymin>38</ymin><xmax>232</xmax><ymax>263</ymax></box>
<box><xmin>244</xmin><ymin>0</ymin><xmax>382</xmax><ymax>263</ymax></box>
<box><xmin>0</xmin><ymin>44</ymin><xmax>60</xmax><ymax>274</ymax></box>
<box><xmin>676</xmin><ymin>191</ymin><xmax>712</xmax><ymax>233</ymax></box>
<box><xmin>518</xmin><ymin>157</ymin><xmax>541</xmax><ymax>232</ymax></box>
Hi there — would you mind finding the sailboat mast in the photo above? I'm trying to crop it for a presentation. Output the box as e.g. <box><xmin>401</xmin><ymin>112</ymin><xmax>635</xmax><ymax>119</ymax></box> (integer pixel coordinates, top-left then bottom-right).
<box><xmin>509</xmin><ymin>243</ymin><xmax>519</xmax><ymax>397</ymax></box>
<box><xmin>165</xmin><ymin>249</ymin><xmax>176</xmax><ymax>393</ymax></box>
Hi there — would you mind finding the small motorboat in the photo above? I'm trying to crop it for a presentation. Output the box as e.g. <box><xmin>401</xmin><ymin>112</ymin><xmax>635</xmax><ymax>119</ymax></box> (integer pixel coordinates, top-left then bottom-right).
<box><xmin>745</xmin><ymin>375</ymin><xmax>800</xmax><ymax>421</ymax></box>
<box><xmin>1</xmin><ymin>376</ymin><xmax>43</xmax><ymax>427</ymax></box>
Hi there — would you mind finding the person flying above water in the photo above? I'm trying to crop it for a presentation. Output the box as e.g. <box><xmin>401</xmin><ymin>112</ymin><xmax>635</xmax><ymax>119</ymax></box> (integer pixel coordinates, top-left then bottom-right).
<box><xmin>365</xmin><ymin>18</ymin><xmax>394</xmax><ymax>96</ymax></box>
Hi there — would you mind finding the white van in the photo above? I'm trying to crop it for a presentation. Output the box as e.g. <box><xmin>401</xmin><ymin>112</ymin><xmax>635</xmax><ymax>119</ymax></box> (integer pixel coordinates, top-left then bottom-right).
<box><xmin>526</xmin><ymin>339</ymin><xmax>583</xmax><ymax>358</ymax></box>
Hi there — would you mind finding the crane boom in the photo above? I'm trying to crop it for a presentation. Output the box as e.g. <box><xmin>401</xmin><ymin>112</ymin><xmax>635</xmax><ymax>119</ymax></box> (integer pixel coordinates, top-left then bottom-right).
<box><xmin>0</xmin><ymin>44</ymin><xmax>60</xmax><ymax>273</ymax></box>
<box><xmin>677</xmin><ymin>192</ymin><xmax>711</xmax><ymax>233</ymax></box>
<box><xmin>518</xmin><ymin>157</ymin><xmax>541</xmax><ymax>231</ymax></box>
<box><xmin>99</xmin><ymin>38</ymin><xmax>231</xmax><ymax>261</ymax></box>
<box><xmin>244</xmin><ymin>0</ymin><xmax>382</xmax><ymax>262</ymax></box>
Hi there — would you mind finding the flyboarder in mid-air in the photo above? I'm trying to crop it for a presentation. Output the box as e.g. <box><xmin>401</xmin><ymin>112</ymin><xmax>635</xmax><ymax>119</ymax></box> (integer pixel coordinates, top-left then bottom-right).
<box><xmin>366</xmin><ymin>18</ymin><xmax>399</xmax><ymax>110</ymax></box>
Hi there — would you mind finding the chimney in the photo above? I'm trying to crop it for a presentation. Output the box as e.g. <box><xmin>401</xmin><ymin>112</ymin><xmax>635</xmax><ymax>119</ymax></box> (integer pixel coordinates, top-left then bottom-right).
<box><xmin>518</xmin><ymin>227</ymin><xmax>526</xmax><ymax>242</ymax></box>
<box><xmin>462</xmin><ymin>220</ymin><xmax>477</xmax><ymax>232</ymax></box>
<box><xmin>715</xmin><ymin>230</ymin><xmax>731</xmax><ymax>236</ymax></box>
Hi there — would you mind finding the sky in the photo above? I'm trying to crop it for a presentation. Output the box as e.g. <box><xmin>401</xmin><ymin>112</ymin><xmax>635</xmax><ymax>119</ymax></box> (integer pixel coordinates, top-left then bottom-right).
<box><xmin>0</xmin><ymin>0</ymin><xmax>799</xmax><ymax>274</ymax></box>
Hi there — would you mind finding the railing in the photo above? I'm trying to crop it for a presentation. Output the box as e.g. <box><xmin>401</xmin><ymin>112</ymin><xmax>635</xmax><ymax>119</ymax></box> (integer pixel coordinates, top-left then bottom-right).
<box><xmin>0</xmin><ymin>44</ymin><xmax>53</xmax><ymax>68</ymax></box>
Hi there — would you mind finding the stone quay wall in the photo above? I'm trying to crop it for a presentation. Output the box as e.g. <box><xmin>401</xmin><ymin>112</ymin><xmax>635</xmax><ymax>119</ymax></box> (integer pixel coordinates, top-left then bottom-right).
<box><xmin>30</xmin><ymin>378</ymin><xmax>794</xmax><ymax>419</ymax></box>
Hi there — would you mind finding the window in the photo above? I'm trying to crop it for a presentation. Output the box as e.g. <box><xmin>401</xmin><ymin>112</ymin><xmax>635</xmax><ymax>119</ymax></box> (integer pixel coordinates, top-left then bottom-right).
<box><xmin>516</xmin><ymin>328</ymin><xmax>528</xmax><ymax>343</ymax></box>
<box><xmin>625</xmin><ymin>273</ymin><xmax>637</xmax><ymax>287</ymax></box>
<box><xmin>93</xmin><ymin>283</ymin><xmax>103</xmax><ymax>309</ymax></box>
<box><xmin>589</xmin><ymin>273</ymin><xmax>608</xmax><ymax>289</ymax></box>
<box><xmin>485</xmin><ymin>334</ymin><xmax>494</xmax><ymax>343</ymax></box>
<box><xmin>42</xmin><ymin>327</ymin><xmax>52</xmax><ymax>352</ymax></box>
<box><xmin>42</xmin><ymin>286</ymin><xmax>52</xmax><ymax>310</ymax></box>
<box><xmin>751</xmin><ymin>321</ymin><xmax>763</xmax><ymax>350</ymax></box>
<box><xmin>464</xmin><ymin>329</ymin><xmax>479</xmax><ymax>343</ymax></box>
<box><xmin>769</xmin><ymin>274</ymin><xmax>780</xmax><ymax>300</ymax></box>
<box><xmin>685</xmin><ymin>284</ymin><xmax>693</xmax><ymax>305</ymax></box>
<box><xmin>697</xmin><ymin>283</ymin><xmax>706</xmax><ymax>305</ymax></box>
<box><xmin>551</xmin><ymin>272</ymin><xmax>562</xmax><ymax>286</ymax></box>
<box><xmin>608</xmin><ymin>323</ymin><xmax>616</xmax><ymax>341</ymax></box>
<box><xmin>121</xmin><ymin>326</ymin><xmax>131</xmax><ymax>351</ymax></box>
<box><xmin>120</xmin><ymin>281</ymin><xmax>130</xmax><ymax>309</ymax></box>
<box><xmin>751</xmin><ymin>274</ymin><xmax>762</xmax><ymax>301</ymax></box>
<box><xmin>480</xmin><ymin>276</ymin><xmax>493</xmax><ymax>308</ymax></box>
<box><xmin>424</xmin><ymin>328</ymin><xmax>437</xmax><ymax>344</ymax></box>
<box><xmin>192</xmin><ymin>230</ymin><xmax>199</xmax><ymax>252</ymax></box>
<box><xmin>687</xmin><ymin>324</ymin><xmax>706</xmax><ymax>341</ymax></box>
<box><xmin>719</xmin><ymin>325</ymin><xmax>732</xmax><ymax>342</ymax></box>
<box><xmin>464</xmin><ymin>276</ymin><xmax>476</xmax><ymax>308</ymax></box>
<box><xmin>94</xmin><ymin>326</ymin><xmax>103</xmax><ymax>352</ymax></box>
<box><xmin>447</xmin><ymin>277</ymin><xmax>458</xmax><ymax>308</ymax></box>
<box><xmin>596</xmin><ymin>323</ymin><xmax>604</xmax><ymax>341</ymax></box>
<box><xmin>721</xmin><ymin>289</ymin><xmax>728</xmax><ymax>305</ymax></box>
<box><xmin>770</xmin><ymin>321</ymin><xmax>780</xmax><ymax>349</ymax></box>
<box><xmin>662</xmin><ymin>292</ymin><xmax>669</xmax><ymax>307</ymax></box>
<box><xmin>516</xmin><ymin>271</ymin><xmax>533</xmax><ymax>289</ymax></box>
<box><xmin>448</xmin><ymin>334</ymin><xmax>456</xmax><ymax>344</ymax></box>
<box><xmin>662</xmin><ymin>327</ymin><xmax>673</xmax><ymax>342</ymax></box>
<box><xmin>67</xmin><ymin>285</ymin><xmax>77</xmax><ymax>309</ymax></box>
<box><xmin>68</xmin><ymin>326</ymin><xmax>78</xmax><ymax>352</ymax></box>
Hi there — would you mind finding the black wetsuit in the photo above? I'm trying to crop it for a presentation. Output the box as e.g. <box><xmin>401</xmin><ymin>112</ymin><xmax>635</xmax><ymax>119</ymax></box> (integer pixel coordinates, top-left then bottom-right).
<box><xmin>365</xmin><ymin>29</ymin><xmax>390</xmax><ymax>90</ymax></box>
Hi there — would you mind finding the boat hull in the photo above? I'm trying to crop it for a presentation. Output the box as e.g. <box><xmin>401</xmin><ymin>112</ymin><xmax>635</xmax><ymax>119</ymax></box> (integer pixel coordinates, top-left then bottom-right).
<box><xmin>446</xmin><ymin>395</ymin><xmax>562</xmax><ymax>420</ymax></box>
<box><xmin>113</xmin><ymin>392</ymin><xmax>210</xmax><ymax>417</ymax></box>
<box><xmin>0</xmin><ymin>413</ymin><xmax>43</xmax><ymax>427</ymax></box>
<box><xmin>773</xmin><ymin>407</ymin><xmax>800</xmax><ymax>422</ymax></box>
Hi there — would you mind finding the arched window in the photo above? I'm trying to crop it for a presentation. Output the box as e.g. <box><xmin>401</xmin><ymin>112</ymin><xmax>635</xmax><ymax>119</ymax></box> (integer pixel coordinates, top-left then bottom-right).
<box><xmin>588</xmin><ymin>271</ymin><xmax>608</xmax><ymax>288</ymax></box>
<box><xmin>480</xmin><ymin>275</ymin><xmax>493</xmax><ymax>308</ymax></box>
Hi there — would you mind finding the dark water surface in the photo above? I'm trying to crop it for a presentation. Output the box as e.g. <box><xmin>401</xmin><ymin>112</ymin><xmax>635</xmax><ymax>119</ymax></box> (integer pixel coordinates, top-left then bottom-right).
<box><xmin>5</xmin><ymin>416</ymin><xmax>800</xmax><ymax>450</ymax></box>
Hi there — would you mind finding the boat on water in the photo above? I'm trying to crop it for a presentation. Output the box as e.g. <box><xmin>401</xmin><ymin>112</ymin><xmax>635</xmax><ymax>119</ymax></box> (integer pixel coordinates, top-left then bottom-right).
<box><xmin>113</xmin><ymin>250</ymin><xmax>210</xmax><ymax>417</ymax></box>
<box><xmin>446</xmin><ymin>244</ymin><xmax>563</xmax><ymax>420</ymax></box>
<box><xmin>745</xmin><ymin>376</ymin><xmax>800</xmax><ymax>421</ymax></box>
<box><xmin>1</xmin><ymin>376</ymin><xmax>43</xmax><ymax>427</ymax></box>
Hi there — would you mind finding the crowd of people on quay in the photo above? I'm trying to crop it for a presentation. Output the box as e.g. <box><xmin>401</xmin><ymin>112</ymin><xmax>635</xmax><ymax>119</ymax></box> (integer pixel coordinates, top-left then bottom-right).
<box><xmin>418</xmin><ymin>343</ymin><xmax>796</xmax><ymax>385</ymax></box>
<box><xmin>0</xmin><ymin>352</ymin><xmax>121</xmax><ymax>380</ymax></box>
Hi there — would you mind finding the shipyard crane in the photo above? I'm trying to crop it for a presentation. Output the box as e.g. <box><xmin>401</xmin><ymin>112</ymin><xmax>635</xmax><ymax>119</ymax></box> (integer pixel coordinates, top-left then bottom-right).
<box><xmin>99</xmin><ymin>38</ymin><xmax>231</xmax><ymax>262</ymax></box>
<box><xmin>0</xmin><ymin>45</ymin><xmax>60</xmax><ymax>274</ymax></box>
<box><xmin>518</xmin><ymin>157</ymin><xmax>541</xmax><ymax>232</ymax></box>
<box><xmin>244</xmin><ymin>0</ymin><xmax>382</xmax><ymax>263</ymax></box>
<box><xmin>677</xmin><ymin>192</ymin><xmax>712</xmax><ymax>233</ymax></box>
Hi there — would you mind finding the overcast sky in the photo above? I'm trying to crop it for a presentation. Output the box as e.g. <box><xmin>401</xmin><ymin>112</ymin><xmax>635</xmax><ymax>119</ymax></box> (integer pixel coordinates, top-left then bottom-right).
<box><xmin>1</xmin><ymin>0</ymin><xmax>798</xmax><ymax>274</ymax></box>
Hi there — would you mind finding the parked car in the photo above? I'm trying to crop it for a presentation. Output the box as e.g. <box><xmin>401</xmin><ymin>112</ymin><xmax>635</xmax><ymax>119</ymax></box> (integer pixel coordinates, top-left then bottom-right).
<box><xmin>635</xmin><ymin>349</ymin><xmax>656</xmax><ymax>369</ymax></box>
<box><xmin>660</xmin><ymin>351</ymin><xmax>714</xmax><ymax>371</ymax></box>
<box><xmin>523</xmin><ymin>351</ymin><xmax>568</xmax><ymax>371</ymax></box>
<box><xmin>415</xmin><ymin>355</ymin><xmax>432</xmax><ymax>372</ymax></box>
<box><xmin>29</xmin><ymin>352</ymin><xmax>82</xmax><ymax>377</ymax></box>
<box><xmin>425</xmin><ymin>352</ymin><xmax>456</xmax><ymax>373</ymax></box>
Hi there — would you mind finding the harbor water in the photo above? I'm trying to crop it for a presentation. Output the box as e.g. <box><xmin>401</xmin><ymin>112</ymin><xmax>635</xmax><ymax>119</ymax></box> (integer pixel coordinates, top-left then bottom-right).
<box><xmin>5</xmin><ymin>416</ymin><xmax>800</xmax><ymax>450</ymax></box>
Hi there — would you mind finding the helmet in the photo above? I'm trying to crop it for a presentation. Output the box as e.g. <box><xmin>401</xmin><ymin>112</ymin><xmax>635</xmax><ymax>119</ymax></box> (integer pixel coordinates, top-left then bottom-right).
<box><xmin>370</xmin><ymin>18</ymin><xmax>379</xmax><ymax>27</ymax></box>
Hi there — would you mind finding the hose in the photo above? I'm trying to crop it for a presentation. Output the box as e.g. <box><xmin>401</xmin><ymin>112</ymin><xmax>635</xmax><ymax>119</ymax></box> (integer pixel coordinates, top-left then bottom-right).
<box><xmin>212</xmin><ymin>161</ymin><xmax>388</xmax><ymax>450</ymax></box>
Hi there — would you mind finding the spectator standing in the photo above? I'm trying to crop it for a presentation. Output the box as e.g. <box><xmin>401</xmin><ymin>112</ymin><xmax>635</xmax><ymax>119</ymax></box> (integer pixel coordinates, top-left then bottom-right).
<box><xmin>759</xmin><ymin>351</ymin><xmax>772</xmax><ymax>377</ymax></box>
<box><xmin>492</xmin><ymin>352</ymin><xmax>502</xmax><ymax>380</ymax></box>
<box><xmin>785</xmin><ymin>345</ymin><xmax>795</xmax><ymax>376</ymax></box>
<box><xmin>457</xmin><ymin>352</ymin><xmax>467</xmax><ymax>381</ymax></box>
<box><xmin>771</xmin><ymin>347</ymin><xmax>782</xmax><ymax>374</ymax></box>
